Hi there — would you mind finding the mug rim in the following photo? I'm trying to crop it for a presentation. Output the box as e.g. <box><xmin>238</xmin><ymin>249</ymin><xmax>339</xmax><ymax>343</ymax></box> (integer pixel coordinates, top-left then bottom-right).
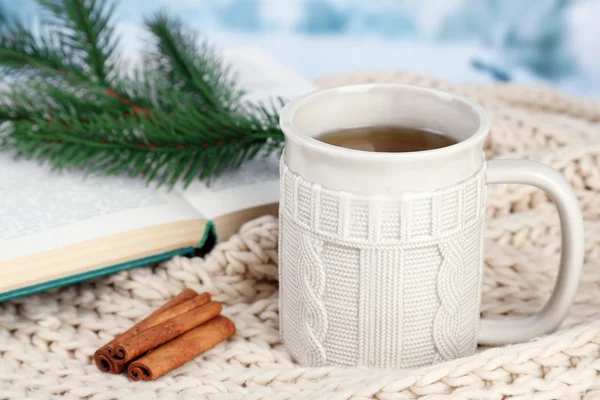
<box><xmin>279</xmin><ymin>83</ymin><xmax>490</xmax><ymax>160</ymax></box>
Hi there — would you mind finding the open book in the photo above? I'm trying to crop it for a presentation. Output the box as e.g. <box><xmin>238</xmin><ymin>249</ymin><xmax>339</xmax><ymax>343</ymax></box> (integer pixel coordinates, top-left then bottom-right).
<box><xmin>0</xmin><ymin>48</ymin><xmax>317</xmax><ymax>302</ymax></box>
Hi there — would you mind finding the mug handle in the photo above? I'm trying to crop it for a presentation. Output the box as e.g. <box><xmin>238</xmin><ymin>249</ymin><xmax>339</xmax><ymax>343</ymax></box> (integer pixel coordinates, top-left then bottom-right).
<box><xmin>478</xmin><ymin>159</ymin><xmax>584</xmax><ymax>345</ymax></box>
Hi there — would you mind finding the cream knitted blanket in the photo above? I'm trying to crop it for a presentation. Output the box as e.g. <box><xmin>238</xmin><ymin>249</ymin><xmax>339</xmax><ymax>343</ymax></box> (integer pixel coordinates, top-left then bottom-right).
<box><xmin>2</xmin><ymin>74</ymin><xmax>600</xmax><ymax>399</ymax></box>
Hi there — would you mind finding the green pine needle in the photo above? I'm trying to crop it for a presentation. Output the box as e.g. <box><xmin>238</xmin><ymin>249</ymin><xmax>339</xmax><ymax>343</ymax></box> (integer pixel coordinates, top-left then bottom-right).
<box><xmin>144</xmin><ymin>12</ymin><xmax>240</xmax><ymax>109</ymax></box>
<box><xmin>0</xmin><ymin>0</ymin><xmax>284</xmax><ymax>188</ymax></box>
<box><xmin>38</xmin><ymin>0</ymin><xmax>120</xmax><ymax>84</ymax></box>
<box><xmin>0</xmin><ymin>18</ymin><xmax>87</xmax><ymax>82</ymax></box>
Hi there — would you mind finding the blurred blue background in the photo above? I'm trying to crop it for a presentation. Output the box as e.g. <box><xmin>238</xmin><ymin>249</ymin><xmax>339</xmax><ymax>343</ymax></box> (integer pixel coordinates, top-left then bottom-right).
<box><xmin>3</xmin><ymin>0</ymin><xmax>599</xmax><ymax>98</ymax></box>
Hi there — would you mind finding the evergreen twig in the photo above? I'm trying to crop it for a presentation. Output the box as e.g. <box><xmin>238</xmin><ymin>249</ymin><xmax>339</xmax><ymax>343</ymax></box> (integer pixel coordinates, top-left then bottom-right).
<box><xmin>145</xmin><ymin>13</ymin><xmax>240</xmax><ymax>109</ymax></box>
<box><xmin>0</xmin><ymin>0</ymin><xmax>284</xmax><ymax>188</ymax></box>
<box><xmin>0</xmin><ymin>18</ymin><xmax>87</xmax><ymax>82</ymax></box>
<box><xmin>39</xmin><ymin>0</ymin><xmax>120</xmax><ymax>84</ymax></box>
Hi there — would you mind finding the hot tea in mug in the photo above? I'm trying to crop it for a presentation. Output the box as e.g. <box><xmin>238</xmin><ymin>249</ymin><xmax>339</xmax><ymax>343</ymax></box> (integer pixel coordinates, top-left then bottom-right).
<box><xmin>315</xmin><ymin>125</ymin><xmax>457</xmax><ymax>153</ymax></box>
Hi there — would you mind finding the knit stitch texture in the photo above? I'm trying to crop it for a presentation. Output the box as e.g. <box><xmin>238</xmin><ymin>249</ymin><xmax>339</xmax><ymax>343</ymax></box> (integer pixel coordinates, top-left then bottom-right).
<box><xmin>1</xmin><ymin>73</ymin><xmax>600</xmax><ymax>399</ymax></box>
<box><xmin>279</xmin><ymin>159</ymin><xmax>486</xmax><ymax>368</ymax></box>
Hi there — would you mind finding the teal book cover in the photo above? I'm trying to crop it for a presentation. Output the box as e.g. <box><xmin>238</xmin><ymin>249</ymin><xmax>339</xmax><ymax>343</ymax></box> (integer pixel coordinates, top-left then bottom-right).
<box><xmin>0</xmin><ymin>222</ymin><xmax>216</xmax><ymax>303</ymax></box>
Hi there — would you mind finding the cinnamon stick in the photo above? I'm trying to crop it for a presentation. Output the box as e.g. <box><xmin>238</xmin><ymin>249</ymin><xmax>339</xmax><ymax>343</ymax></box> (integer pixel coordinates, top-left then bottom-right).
<box><xmin>114</xmin><ymin>301</ymin><xmax>222</xmax><ymax>366</ymax></box>
<box><xmin>127</xmin><ymin>316</ymin><xmax>236</xmax><ymax>381</ymax></box>
<box><xmin>107</xmin><ymin>289</ymin><xmax>198</xmax><ymax>357</ymax></box>
<box><xmin>111</xmin><ymin>292</ymin><xmax>212</xmax><ymax>361</ymax></box>
<box><xmin>93</xmin><ymin>288</ymin><xmax>199</xmax><ymax>373</ymax></box>
<box><xmin>94</xmin><ymin>348</ymin><xmax>119</xmax><ymax>374</ymax></box>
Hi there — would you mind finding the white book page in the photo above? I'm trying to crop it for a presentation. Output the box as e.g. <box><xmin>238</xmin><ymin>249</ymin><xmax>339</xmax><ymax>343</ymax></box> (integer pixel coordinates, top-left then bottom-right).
<box><xmin>181</xmin><ymin>48</ymin><xmax>317</xmax><ymax>219</ymax></box>
<box><xmin>0</xmin><ymin>153</ymin><xmax>201</xmax><ymax>262</ymax></box>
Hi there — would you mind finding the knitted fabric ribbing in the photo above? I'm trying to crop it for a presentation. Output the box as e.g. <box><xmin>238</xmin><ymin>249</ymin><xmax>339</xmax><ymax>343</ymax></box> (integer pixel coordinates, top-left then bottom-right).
<box><xmin>279</xmin><ymin>159</ymin><xmax>486</xmax><ymax>368</ymax></box>
<box><xmin>2</xmin><ymin>72</ymin><xmax>600</xmax><ymax>399</ymax></box>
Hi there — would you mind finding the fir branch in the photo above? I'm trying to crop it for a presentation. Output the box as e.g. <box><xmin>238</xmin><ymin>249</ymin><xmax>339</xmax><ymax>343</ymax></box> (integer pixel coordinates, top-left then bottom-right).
<box><xmin>0</xmin><ymin>18</ymin><xmax>87</xmax><ymax>82</ymax></box>
<box><xmin>38</xmin><ymin>0</ymin><xmax>120</xmax><ymax>84</ymax></box>
<box><xmin>0</xmin><ymin>4</ymin><xmax>146</xmax><ymax>118</ymax></box>
<box><xmin>144</xmin><ymin>13</ymin><xmax>240</xmax><ymax>109</ymax></box>
<box><xmin>0</xmin><ymin>1</ymin><xmax>285</xmax><ymax>187</ymax></box>
<box><xmin>4</xmin><ymin>84</ymin><xmax>283</xmax><ymax>187</ymax></box>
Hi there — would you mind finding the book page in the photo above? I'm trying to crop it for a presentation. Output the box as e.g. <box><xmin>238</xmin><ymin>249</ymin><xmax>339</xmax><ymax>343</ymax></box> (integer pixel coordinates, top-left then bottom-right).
<box><xmin>0</xmin><ymin>153</ymin><xmax>202</xmax><ymax>262</ymax></box>
<box><xmin>181</xmin><ymin>48</ymin><xmax>317</xmax><ymax>220</ymax></box>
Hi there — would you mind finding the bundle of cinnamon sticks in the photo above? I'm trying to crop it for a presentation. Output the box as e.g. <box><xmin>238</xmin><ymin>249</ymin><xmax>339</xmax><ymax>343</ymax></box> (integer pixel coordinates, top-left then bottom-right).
<box><xmin>94</xmin><ymin>289</ymin><xmax>235</xmax><ymax>381</ymax></box>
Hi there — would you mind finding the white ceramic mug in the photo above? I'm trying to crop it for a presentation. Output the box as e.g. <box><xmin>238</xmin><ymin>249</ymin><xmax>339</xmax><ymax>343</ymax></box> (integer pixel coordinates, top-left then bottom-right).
<box><xmin>278</xmin><ymin>83</ymin><xmax>584</xmax><ymax>368</ymax></box>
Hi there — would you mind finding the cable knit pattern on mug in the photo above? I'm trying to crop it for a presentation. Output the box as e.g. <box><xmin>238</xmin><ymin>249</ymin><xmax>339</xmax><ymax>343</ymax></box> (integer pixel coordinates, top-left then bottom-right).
<box><xmin>433</xmin><ymin>228</ymin><xmax>482</xmax><ymax>360</ymax></box>
<box><xmin>279</xmin><ymin>158</ymin><xmax>486</xmax><ymax>368</ymax></box>
<box><xmin>3</xmin><ymin>73</ymin><xmax>600</xmax><ymax>398</ymax></box>
<box><xmin>297</xmin><ymin>234</ymin><xmax>327</xmax><ymax>366</ymax></box>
